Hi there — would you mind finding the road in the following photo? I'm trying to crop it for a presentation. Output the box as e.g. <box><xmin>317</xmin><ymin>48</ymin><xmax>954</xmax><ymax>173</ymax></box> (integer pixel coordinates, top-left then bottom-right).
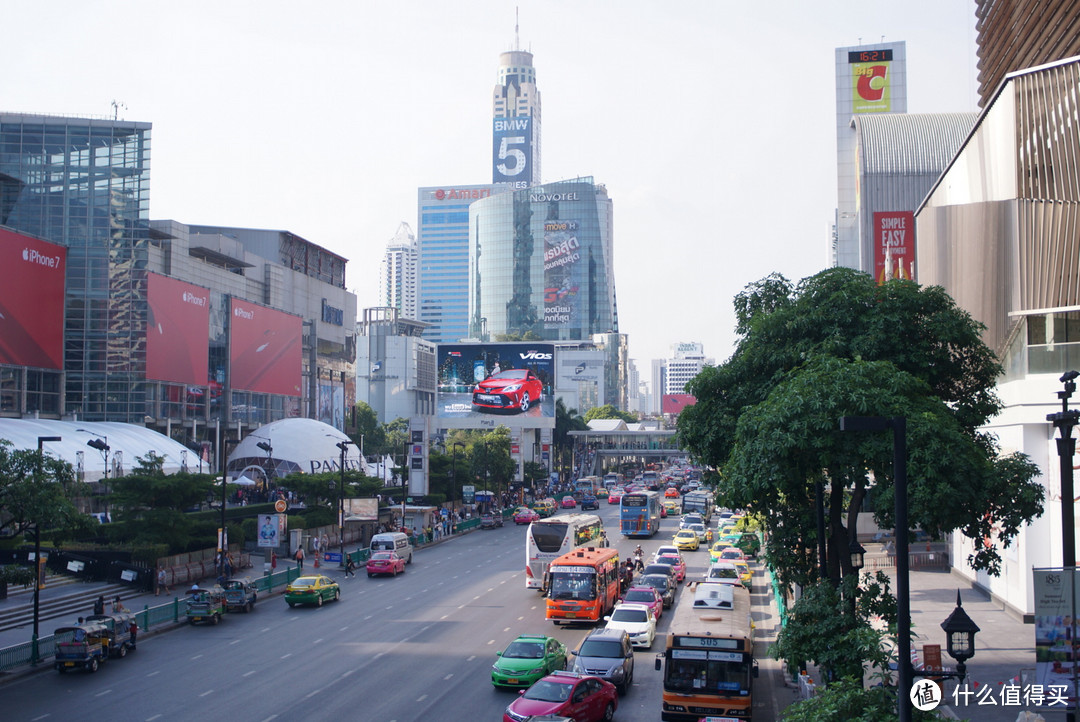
<box><xmin>4</xmin><ymin>501</ymin><xmax>776</xmax><ymax>722</ymax></box>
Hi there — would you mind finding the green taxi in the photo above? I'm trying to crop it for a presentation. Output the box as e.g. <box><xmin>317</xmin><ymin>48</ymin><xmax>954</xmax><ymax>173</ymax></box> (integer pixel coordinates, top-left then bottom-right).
<box><xmin>491</xmin><ymin>634</ymin><xmax>568</xmax><ymax>688</ymax></box>
<box><xmin>285</xmin><ymin>575</ymin><xmax>340</xmax><ymax>608</ymax></box>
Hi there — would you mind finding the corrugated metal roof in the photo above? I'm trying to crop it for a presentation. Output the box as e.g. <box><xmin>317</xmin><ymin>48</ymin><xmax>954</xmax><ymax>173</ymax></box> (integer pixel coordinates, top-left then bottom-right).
<box><xmin>854</xmin><ymin>113</ymin><xmax>978</xmax><ymax>175</ymax></box>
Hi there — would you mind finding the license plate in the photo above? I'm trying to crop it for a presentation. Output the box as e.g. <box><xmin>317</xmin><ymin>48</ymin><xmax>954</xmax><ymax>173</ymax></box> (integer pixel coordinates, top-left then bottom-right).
<box><xmin>507</xmin><ymin>678</ymin><xmax>519</xmax><ymax>684</ymax></box>
<box><xmin>65</xmin><ymin>662</ymin><xmax>75</xmax><ymax>667</ymax></box>
<box><xmin>565</xmin><ymin>612</ymin><xmax>576</xmax><ymax>618</ymax></box>
<box><xmin>478</xmin><ymin>394</ymin><xmax>499</xmax><ymax>402</ymax></box>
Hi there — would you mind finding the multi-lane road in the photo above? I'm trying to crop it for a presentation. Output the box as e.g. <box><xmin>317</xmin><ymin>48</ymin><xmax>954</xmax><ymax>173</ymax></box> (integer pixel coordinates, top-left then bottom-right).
<box><xmin>5</xmin><ymin>501</ymin><xmax>779</xmax><ymax>722</ymax></box>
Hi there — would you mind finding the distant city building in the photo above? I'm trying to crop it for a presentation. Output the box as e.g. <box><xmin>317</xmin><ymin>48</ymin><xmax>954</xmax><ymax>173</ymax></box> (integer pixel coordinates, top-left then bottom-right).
<box><xmin>651</xmin><ymin>359</ymin><xmax>667</xmax><ymax>416</ymax></box>
<box><xmin>492</xmin><ymin>28</ymin><xmax>541</xmax><ymax>188</ymax></box>
<box><xmin>379</xmin><ymin>222</ymin><xmax>418</xmax><ymax>320</ymax></box>
<box><xmin>356</xmin><ymin>307</ymin><xmax>436</xmax><ymax>422</ymax></box>
<box><xmin>416</xmin><ymin>184</ymin><xmax>500</xmax><ymax>344</ymax></box>
<box><xmin>468</xmin><ymin>177</ymin><xmax>618</xmax><ymax>343</ymax></box>
<box><xmin>833</xmin><ymin>42</ymin><xmax>908</xmax><ymax>272</ymax></box>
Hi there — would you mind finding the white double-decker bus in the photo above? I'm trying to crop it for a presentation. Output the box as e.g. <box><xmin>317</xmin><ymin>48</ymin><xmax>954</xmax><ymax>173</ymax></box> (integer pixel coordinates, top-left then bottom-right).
<box><xmin>525</xmin><ymin>513</ymin><xmax>607</xmax><ymax>590</ymax></box>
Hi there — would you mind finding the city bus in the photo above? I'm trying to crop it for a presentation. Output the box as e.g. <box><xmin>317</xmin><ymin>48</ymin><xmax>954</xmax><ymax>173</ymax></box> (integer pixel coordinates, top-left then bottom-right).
<box><xmin>573</xmin><ymin>476</ymin><xmax>601</xmax><ymax>499</ymax></box>
<box><xmin>657</xmin><ymin>583</ymin><xmax>756</xmax><ymax>721</ymax></box>
<box><xmin>602</xmin><ymin>472</ymin><xmax>624</xmax><ymax>490</ymax></box>
<box><xmin>620</xmin><ymin>490</ymin><xmax>662</xmax><ymax>537</ymax></box>
<box><xmin>545</xmin><ymin>546</ymin><xmax>622</xmax><ymax>624</ymax></box>
<box><xmin>682</xmin><ymin>490</ymin><xmax>715</xmax><ymax>523</ymax></box>
<box><xmin>525</xmin><ymin>513</ymin><xmax>607</xmax><ymax>590</ymax></box>
<box><xmin>640</xmin><ymin>470</ymin><xmax>661</xmax><ymax>490</ymax></box>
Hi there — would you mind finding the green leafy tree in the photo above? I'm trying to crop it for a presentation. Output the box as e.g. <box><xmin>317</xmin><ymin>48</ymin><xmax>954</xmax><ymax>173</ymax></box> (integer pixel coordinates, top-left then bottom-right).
<box><xmin>351</xmin><ymin>401</ymin><xmax>385</xmax><ymax>455</ymax></box>
<box><xmin>780</xmin><ymin>675</ymin><xmax>940</xmax><ymax>722</ymax></box>
<box><xmin>0</xmin><ymin>439</ymin><xmax>89</xmax><ymax>540</ymax></box>
<box><xmin>583</xmin><ymin>404</ymin><xmax>637</xmax><ymax>424</ymax></box>
<box><xmin>679</xmin><ymin>269</ymin><xmax>1043</xmax><ymax>589</ymax></box>
<box><xmin>469</xmin><ymin>428</ymin><xmax>516</xmax><ymax>494</ymax></box>
<box><xmin>109</xmin><ymin>452</ymin><xmax>217</xmax><ymax>550</ymax></box>
<box><xmin>555</xmin><ymin>398</ymin><xmax>587</xmax><ymax>481</ymax></box>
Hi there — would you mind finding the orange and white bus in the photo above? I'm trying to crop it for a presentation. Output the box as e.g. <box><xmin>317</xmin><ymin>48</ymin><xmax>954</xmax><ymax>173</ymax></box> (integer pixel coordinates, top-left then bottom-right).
<box><xmin>545</xmin><ymin>546</ymin><xmax>622</xmax><ymax>625</ymax></box>
<box><xmin>525</xmin><ymin>513</ymin><xmax>606</xmax><ymax>590</ymax></box>
<box><xmin>657</xmin><ymin>582</ymin><xmax>756</xmax><ymax>721</ymax></box>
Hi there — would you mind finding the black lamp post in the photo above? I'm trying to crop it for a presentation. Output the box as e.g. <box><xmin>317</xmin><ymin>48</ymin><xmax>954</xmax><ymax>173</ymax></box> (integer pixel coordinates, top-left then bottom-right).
<box><xmin>452</xmin><ymin>442</ymin><xmax>464</xmax><ymax>505</ymax></box>
<box><xmin>335</xmin><ymin>440</ymin><xmax>353</xmax><ymax>566</ymax></box>
<box><xmin>32</xmin><ymin>435</ymin><xmax>61</xmax><ymax>663</ymax></box>
<box><xmin>401</xmin><ymin>440</ymin><xmax>410</xmax><ymax>533</ymax></box>
<box><xmin>940</xmin><ymin>590</ymin><xmax>980</xmax><ymax>683</ymax></box>
<box><xmin>79</xmin><ymin>431</ymin><xmax>110</xmax><ymax>520</ymax></box>
<box><xmin>1048</xmin><ymin>370</ymin><xmax>1080</xmax><ymax>569</ymax></box>
<box><xmin>220</xmin><ymin>437</ymin><xmax>241</xmax><ymax>576</ymax></box>
<box><xmin>849</xmin><ymin>538</ymin><xmax>866</xmax><ymax>571</ymax></box>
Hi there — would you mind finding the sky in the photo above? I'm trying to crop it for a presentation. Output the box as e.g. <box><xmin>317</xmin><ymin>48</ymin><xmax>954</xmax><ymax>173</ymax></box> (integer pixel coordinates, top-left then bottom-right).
<box><xmin>4</xmin><ymin>1</ymin><xmax>981</xmax><ymax>378</ymax></box>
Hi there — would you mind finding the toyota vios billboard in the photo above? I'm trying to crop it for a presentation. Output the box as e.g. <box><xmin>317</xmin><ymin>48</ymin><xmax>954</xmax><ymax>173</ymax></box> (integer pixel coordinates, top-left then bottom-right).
<box><xmin>437</xmin><ymin>343</ymin><xmax>555</xmax><ymax>429</ymax></box>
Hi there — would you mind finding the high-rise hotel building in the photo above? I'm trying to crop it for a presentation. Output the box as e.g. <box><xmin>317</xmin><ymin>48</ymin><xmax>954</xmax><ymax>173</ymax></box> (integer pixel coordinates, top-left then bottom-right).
<box><xmin>379</xmin><ymin>221</ymin><xmax>418</xmax><ymax>320</ymax></box>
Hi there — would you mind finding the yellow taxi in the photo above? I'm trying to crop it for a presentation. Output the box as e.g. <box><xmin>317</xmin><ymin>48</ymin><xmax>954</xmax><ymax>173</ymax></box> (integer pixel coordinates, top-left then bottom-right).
<box><xmin>284</xmin><ymin>575</ymin><xmax>340</xmax><ymax>608</ymax></box>
<box><xmin>732</xmin><ymin>560</ymin><xmax>753</xmax><ymax>592</ymax></box>
<box><xmin>673</xmin><ymin>529</ymin><xmax>699</xmax><ymax>551</ymax></box>
<box><xmin>708</xmin><ymin>541</ymin><xmax>728</xmax><ymax>565</ymax></box>
<box><xmin>662</xmin><ymin>499</ymin><xmax>681</xmax><ymax>516</ymax></box>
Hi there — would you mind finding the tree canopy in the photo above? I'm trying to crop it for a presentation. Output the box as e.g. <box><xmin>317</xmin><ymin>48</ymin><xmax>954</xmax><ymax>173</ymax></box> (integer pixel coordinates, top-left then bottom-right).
<box><xmin>0</xmin><ymin>439</ymin><xmax>88</xmax><ymax>540</ymax></box>
<box><xmin>583</xmin><ymin>404</ymin><xmax>637</xmax><ymax>424</ymax></box>
<box><xmin>678</xmin><ymin>268</ymin><xmax>1043</xmax><ymax>588</ymax></box>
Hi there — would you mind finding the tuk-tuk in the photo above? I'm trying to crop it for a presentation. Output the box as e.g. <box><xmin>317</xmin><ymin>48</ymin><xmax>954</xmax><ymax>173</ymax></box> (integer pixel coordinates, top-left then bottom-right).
<box><xmin>185</xmin><ymin>586</ymin><xmax>226</xmax><ymax>625</ymax></box>
<box><xmin>85</xmin><ymin>610</ymin><xmax>137</xmax><ymax>657</ymax></box>
<box><xmin>54</xmin><ymin>620</ymin><xmax>111</xmax><ymax>673</ymax></box>
<box><xmin>221</xmin><ymin>578</ymin><xmax>258</xmax><ymax>613</ymax></box>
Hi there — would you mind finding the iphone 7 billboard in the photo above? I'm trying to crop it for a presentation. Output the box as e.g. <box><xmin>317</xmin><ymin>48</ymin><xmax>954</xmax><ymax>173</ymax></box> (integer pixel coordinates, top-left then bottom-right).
<box><xmin>437</xmin><ymin>343</ymin><xmax>555</xmax><ymax>429</ymax></box>
<box><xmin>229</xmin><ymin>298</ymin><xmax>302</xmax><ymax>396</ymax></box>
<box><xmin>0</xmin><ymin>228</ymin><xmax>65</xmax><ymax>369</ymax></box>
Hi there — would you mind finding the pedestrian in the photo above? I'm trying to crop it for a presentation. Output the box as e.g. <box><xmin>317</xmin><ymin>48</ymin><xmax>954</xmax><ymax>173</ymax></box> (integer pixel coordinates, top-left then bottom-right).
<box><xmin>294</xmin><ymin>545</ymin><xmax>305</xmax><ymax>570</ymax></box>
<box><xmin>157</xmin><ymin>566</ymin><xmax>169</xmax><ymax>596</ymax></box>
<box><xmin>312</xmin><ymin>535</ymin><xmax>320</xmax><ymax>555</ymax></box>
<box><xmin>345</xmin><ymin>556</ymin><xmax>357</xmax><ymax>578</ymax></box>
<box><xmin>129</xmin><ymin>620</ymin><xmax>138</xmax><ymax>650</ymax></box>
<box><xmin>320</xmin><ymin>533</ymin><xmax>329</xmax><ymax>553</ymax></box>
<box><xmin>224</xmin><ymin>552</ymin><xmax>233</xmax><ymax>578</ymax></box>
<box><xmin>93</xmin><ymin>595</ymin><xmax>105</xmax><ymax>615</ymax></box>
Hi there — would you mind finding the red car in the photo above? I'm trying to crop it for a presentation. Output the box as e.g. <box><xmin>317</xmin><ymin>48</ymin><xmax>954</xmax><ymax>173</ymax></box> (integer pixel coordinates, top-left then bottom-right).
<box><xmin>473</xmin><ymin>369</ymin><xmax>543</xmax><ymax>412</ymax></box>
<box><xmin>607</xmin><ymin>490</ymin><xmax>622</xmax><ymax>504</ymax></box>
<box><xmin>502</xmin><ymin>671</ymin><xmax>617</xmax><ymax>722</ymax></box>
<box><xmin>654</xmin><ymin>553</ymin><xmax>687</xmax><ymax>582</ymax></box>
<box><xmin>366</xmin><ymin>551</ymin><xmax>405</xmax><ymax>578</ymax></box>
<box><xmin>560</xmin><ymin>495</ymin><xmax>577</xmax><ymax>509</ymax></box>
<box><xmin>621</xmin><ymin>585</ymin><xmax>664</xmax><ymax>621</ymax></box>
<box><xmin>514</xmin><ymin>507</ymin><xmax>540</xmax><ymax>525</ymax></box>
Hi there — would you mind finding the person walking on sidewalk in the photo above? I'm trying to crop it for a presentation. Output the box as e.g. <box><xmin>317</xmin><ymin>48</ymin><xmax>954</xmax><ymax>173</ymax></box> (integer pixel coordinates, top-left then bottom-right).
<box><xmin>345</xmin><ymin>556</ymin><xmax>357</xmax><ymax>578</ymax></box>
<box><xmin>294</xmin><ymin>546</ymin><xmax>305</xmax><ymax>570</ymax></box>
<box><xmin>157</xmin><ymin>566</ymin><xmax>169</xmax><ymax>596</ymax></box>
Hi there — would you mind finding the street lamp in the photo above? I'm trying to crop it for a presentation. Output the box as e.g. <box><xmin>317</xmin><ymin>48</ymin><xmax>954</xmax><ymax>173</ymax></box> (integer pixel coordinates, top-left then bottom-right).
<box><xmin>401</xmin><ymin>440</ymin><xmax>410</xmax><ymax>534</ymax></box>
<box><xmin>255</xmin><ymin>440</ymin><xmax>274</xmax><ymax>496</ymax></box>
<box><xmin>452</xmin><ymin>442</ymin><xmax>464</xmax><ymax>506</ymax></box>
<box><xmin>32</xmin><ymin>435</ymin><xmax>61</xmax><ymax>664</ymax></box>
<box><xmin>1047</xmin><ymin>370</ymin><xmax>1080</xmax><ymax>568</ymax></box>
<box><xmin>336</xmin><ymin>440</ymin><xmax>354</xmax><ymax>567</ymax></box>
<box><xmin>849</xmin><ymin>538</ymin><xmax>866</xmax><ymax>572</ymax></box>
<box><xmin>79</xmin><ymin>431</ymin><xmax>110</xmax><ymax>520</ymax></box>
<box><xmin>220</xmin><ymin>437</ymin><xmax>241</xmax><ymax>576</ymax></box>
<box><xmin>940</xmin><ymin>590</ymin><xmax>980</xmax><ymax>683</ymax></box>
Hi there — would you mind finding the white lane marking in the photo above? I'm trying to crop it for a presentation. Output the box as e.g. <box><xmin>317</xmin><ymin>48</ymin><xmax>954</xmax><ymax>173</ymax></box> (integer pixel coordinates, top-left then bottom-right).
<box><xmin>467</xmin><ymin>655</ymin><xmax>476</xmax><ymax>661</ymax></box>
<box><xmin>364</xmin><ymin>615</ymin><xmax>373</xmax><ymax>620</ymax></box>
<box><xmin>146</xmin><ymin>716</ymin><xmax>162</xmax><ymax>722</ymax></box>
<box><xmin>517</xmin><ymin>616</ymin><xmax>525</xmax><ymax>621</ymax></box>
<box><xmin>458</xmin><ymin>604</ymin><xmax>465</xmax><ymax>609</ymax></box>
<box><xmin>229</xmin><ymin>638</ymin><xmax>243</xmax><ymax>645</ymax></box>
<box><xmin>191</xmin><ymin>654</ymin><xmax>203</xmax><ymax>660</ymax></box>
<box><xmin>146</xmin><ymin>671</ymin><xmax>160</xmax><ymax>677</ymax></box>
<box><xmin>304</xmin><ymin>689</ymin><xmax>322</xmax><ymax>699</ymax></box>
<box><xmin>339</xmin><ymin>626</ymin><xmax>349</xmax><ymax>631</ymax></box>
<box><xmin>242</xmin><ymin>670</ymin><xmax>256</xmax><ymax>677</ymax></box>
<box><xmin>31</xmin><ymin>716</ymin><xmax>50</xmax><ymax>721</ymax></box>
<box><xmin>440</xmin><ymin>614</ymin><xmax>449</xmax><ymax>620</ymax></box>
<box><xmin>199</xmin><ymin>690</ymin><xmax>213</xmax><ymax>698</ymax></box>
<box><xmin>487</xmin><ymin>639</ymin><xmax>495</xmax><ymax>645</ymax></box>
<box><xmin>260</xmin><ymin>716</ymin><xmax>278</xmax><ymax>722</ymax></box>
<box><xmin>443</xmin><ymin>673</ymin><xmax>454</xmax><ymax>680</ymax></box>
<box><xmin>313</xmin><ymin>638</ymin><xmax>323</xmax><ymax>644</ymax></box>
<box><xmin>94</xmin><ymin>690</ymin><xmax>112</xmax><ymax>697</ymax></box>
<box><xmin>416</xmin><ymin>694</ymin><xmax>428</xmax><ymax>702</ymax></box>
<box><xmin>503</xmin><ymin>627</ymin><xmax>511</xmax><ymax>632</ymax></box>
<box><xmin>281</xmin><ymin>653</ymin><xmax>293</xmax><ymax>659</ymax></box>
<box><xmin>260</xmin><ymin>627</ymin><xmax>272</xmax><ymax>633</ymax></box>
<box><xmin>341</xmin><ymin>669</ymin><xmax>355</xmax><ymax>678</ymax></box>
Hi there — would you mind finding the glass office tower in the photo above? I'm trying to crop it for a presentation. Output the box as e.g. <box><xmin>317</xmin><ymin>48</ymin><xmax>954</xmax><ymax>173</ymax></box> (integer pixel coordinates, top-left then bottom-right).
<box><xmin>468</xmin><ymin>177</ymin><xmax>617</xmax><ymax>342</ymax></box>
<box><xmin>1</xmin><ymin>113</ymin><xmax>152</xmax><ymax>421</ymax></box>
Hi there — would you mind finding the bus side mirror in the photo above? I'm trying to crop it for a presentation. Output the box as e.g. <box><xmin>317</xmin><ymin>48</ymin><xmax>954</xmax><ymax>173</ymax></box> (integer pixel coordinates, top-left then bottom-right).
<box><xmin>753</xmin><ymin>662</ymin><xmax>759</xmax><ymax>678</ymax></box>
<box><xmin>655</xmin><ymin>655</ymin><xmax>663</xmax><ymax>671</ymax></box>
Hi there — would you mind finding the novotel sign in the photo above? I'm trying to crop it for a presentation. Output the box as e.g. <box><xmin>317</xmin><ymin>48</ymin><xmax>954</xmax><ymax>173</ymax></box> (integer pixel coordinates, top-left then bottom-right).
<box><xmin>530</xmin><ymin>192</ymin><xmax>579</xmax><ymax>203</ymax></box>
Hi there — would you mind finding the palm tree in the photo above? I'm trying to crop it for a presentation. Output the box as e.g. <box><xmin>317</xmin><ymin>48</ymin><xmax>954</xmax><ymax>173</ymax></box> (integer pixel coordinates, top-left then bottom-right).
<box><xmin>554</xmin><ymin>398</ymin><xmax>587</xmax><ymax>482</ymax></box>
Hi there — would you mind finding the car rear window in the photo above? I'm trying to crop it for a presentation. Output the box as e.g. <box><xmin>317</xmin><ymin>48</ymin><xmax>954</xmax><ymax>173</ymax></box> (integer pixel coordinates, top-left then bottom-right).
<box><xmin>578</xmin><ymin>640</ymin><xmax>623</xmax><ymax>657</ymax></box>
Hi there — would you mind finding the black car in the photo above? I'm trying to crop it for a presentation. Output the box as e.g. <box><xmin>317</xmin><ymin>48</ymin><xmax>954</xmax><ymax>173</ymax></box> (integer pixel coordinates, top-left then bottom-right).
<box><xmin>639</xmin><ymin>573</ymin><xmax>675</xmax><ymax>608</ymax></box>
<box><xmin>641</xmin><ymin>563</ymin><xmax>678</xmax><ymax>588</ymax></box>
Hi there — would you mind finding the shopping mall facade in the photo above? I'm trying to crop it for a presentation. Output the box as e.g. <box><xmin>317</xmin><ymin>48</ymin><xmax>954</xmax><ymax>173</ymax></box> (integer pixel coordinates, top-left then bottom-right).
<box><xmin>0</xmin><ymin>113</ymin><xmax>356</xmax><ymax>459</ymax></box>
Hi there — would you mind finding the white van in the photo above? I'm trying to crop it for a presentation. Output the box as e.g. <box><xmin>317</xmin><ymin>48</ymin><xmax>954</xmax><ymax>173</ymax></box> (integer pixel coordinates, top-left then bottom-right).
<box><xmin>369</xmin><ymin>532</ymin><xmax>413</xmax><ymax>564</ymax></box>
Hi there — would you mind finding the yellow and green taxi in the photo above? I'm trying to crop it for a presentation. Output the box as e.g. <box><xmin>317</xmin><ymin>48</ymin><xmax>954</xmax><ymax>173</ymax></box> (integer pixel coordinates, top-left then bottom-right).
<box><xmin>284</xmin><ymin>575</ymin><xmax>340</xmax><ymax>608</ymax></box>
<box><xmin>491</xmin><ymin>634</ymin><xmax>568</xmax><ymax>688</ymax></box>
<box><xmin>708</xmin><ymin>541</ymin><xmax>729</xmax><ymax>565</ymax></box>
<box><xmin>673</xmin><ymin>529</ymin><xmax>699</xmax><ymax>551</ymax></box>
<box><xmin>595</xmin><ymin>487</ymin><xmax>609</xmax><ymax>498</ymax></box>
<box><xmin>732</xmin><ymin>560</ymin><xmax>753</xmax><ymax>592</ymax></box>
<box><xmin>662</xmin><ymin>499</ymin><xmax>681</xmax><ymax>516</ymax></box>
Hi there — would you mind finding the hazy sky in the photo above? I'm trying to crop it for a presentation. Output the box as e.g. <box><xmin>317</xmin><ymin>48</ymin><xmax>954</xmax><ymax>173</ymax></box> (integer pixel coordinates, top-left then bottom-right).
<box><xmin>5</xmin><ymin>1</ymin><xmax>980</xmax><ymax>376</ymax></box>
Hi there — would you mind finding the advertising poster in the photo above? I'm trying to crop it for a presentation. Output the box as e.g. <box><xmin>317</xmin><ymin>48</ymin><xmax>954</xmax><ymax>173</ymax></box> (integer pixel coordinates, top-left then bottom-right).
<box><xmin>873</xmin><ymin>211</ymin><xmax>916</xmax><ymax>283</ymax></box>
<box><xmin>1034</xmin><ymin>568</ymin><xmax>1080</xmax><ymax>706</ymax></box>
<box><xmin>852</xmin><ymin>60</ymin><xmax>892</xmax><ymax>113</ymax></box>
<box><xmin>257</xmin><ymin>513</ymin><xmax>285</xmax><ymax>548</ymax></box>
<box><xmin>0</xmin><ymin>227</ymin><xmax>66</xmax><ymax>369</ymax></box>
<box><xmin>492</xmin><ymin>116</ymin><xmax>533</xmax><ymax>188</ymax></box>
<box><xmin>543</xmin><ymin>219</ymin><xmax>581</xmax><ymax>329</ymax></box>
<box><xmin>146</xmin><ymin>273</ymin><xmax>210</xmax><ymax>385</ymax></box>
<box><xmin>662</xmin><ymin>394</ymin><xmax>698</xmax><ymax>415</ymax></box>
<box><xmin>343</xmin><ymin>498</ymin><xmax>379</xmax><ymax>522</ymax></box>
<box><xmin>229</xmin><ymin>298</ymin><xmax>302</xmax><ymax>397</ymax></box>
<box><xmin>437</xmin><ymin>343</ymin><xmax>555</xmax><ymax>428</ymax></box>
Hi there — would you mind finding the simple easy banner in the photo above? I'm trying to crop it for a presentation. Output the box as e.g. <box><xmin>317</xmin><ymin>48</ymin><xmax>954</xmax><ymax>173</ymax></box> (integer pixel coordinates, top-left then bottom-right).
<box><xmin>0</xmin><ymin>227</ymin><xmax>65</xmax><ymax>369</ymax></box>
<box><xmin>146</xmin><ymin>273</ymin><xmax>210</xmax><ymax>385</ymax></box>
<box><xmin>229</xmin><ymin>298</ymin><xmax>302</xmax><ymax>396</ymax></box>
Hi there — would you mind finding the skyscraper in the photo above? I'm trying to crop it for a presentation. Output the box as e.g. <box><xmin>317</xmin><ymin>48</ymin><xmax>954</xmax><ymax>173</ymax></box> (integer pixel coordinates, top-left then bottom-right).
<box><xmin>491</xmin><ymin>21</ymin><xmax>541</xmax><ymax>189</ymax></box>
<box><xmin>379</xmin><ymin>221</ymin><xmax>418</xmax><ymax>320</ymax></box>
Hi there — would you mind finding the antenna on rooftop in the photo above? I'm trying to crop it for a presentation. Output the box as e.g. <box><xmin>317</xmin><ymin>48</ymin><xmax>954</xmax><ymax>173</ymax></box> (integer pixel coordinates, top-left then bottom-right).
<box><xmin>515</xmin><ymin>6</ymin><xmax>520</xmax><ymax>51</ymax></box>
<box><xmin>111</xmin><ymin>100</ymin><xmax>127</xmax><ymax>121</ymax></box>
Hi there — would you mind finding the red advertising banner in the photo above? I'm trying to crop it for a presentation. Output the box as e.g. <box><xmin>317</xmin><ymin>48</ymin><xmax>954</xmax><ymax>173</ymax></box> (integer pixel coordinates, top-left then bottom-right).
<box><xmin>0</xmin><ymin>228</ymin><xmax>66</xmax><ymax>369</ymax></box>
<box><xmin>146</xmin><ymin>273</ymin><xmax>210</xmax><ymax>385</ymax></box>
<box><xmin>229</xmin><ymin>298</ymin><xmax>302</xmax><ymax>396</ymax></box>
<box><xmin>873</xmin><ymin>211</ymin><xmax>916</xmax><ymax>283</ymax></box>
<box><xmin>662</xmin><ymin>394</ymin><xmax>697</xmax><ymax>415</ymax></box>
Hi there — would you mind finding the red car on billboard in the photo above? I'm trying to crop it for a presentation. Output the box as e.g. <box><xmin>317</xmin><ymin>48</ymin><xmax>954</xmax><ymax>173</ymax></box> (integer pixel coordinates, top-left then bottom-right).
<box><xmin>472</xmin><ymin>369</ymin><xmax>543</xmax><ymax>412</ymax></box>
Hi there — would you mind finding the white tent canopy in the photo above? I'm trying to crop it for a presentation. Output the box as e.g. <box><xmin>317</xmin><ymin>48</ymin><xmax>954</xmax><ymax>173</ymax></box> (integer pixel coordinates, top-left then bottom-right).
<box><xmin>226</xmin><ymin>418</ymin><xmax>366</xmax><ymax>479</ymax></box>
<box><xmin>0</xmin><ymin>419</ymin><xmax>202</xmax><ymax>481</ymax></box>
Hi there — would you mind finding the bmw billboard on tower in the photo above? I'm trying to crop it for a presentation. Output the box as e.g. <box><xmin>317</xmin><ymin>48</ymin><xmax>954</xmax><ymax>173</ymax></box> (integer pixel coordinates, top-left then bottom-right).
<box><xmin>436</xmin><ymin>343</ymin><xmax>555</xmax><ymax>429</ymax></box>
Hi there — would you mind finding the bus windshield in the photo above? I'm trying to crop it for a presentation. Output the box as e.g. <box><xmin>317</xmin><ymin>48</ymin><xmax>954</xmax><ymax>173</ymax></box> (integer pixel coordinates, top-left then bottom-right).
<box><xmin>530</xmin><ymin>523</ymin><xmax>569</xmax><ymax>553</ymax></box>
<box><xmin>549</xmin><ymin>569</ymin><xmax>597</xmax><ymax>600</ymax></box>
<box><xmin>666</xmin><ymin>649</ymin><xmax>751</xmax><ymax>695</ymax></box>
